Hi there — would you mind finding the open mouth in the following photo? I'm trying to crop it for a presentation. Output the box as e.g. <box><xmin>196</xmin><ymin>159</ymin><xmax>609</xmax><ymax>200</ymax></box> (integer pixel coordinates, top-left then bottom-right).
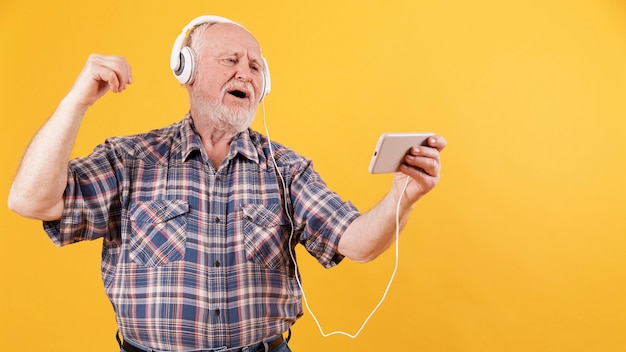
<box><xmin>228</xmin><ymin>89</ymin><xmax>248</xmax><ymax>99</ymax></box>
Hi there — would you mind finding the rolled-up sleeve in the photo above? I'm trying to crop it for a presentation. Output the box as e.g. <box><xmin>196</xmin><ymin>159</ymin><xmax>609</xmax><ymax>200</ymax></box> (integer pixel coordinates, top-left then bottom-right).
<box><xmin>43</xmin><ymin>141</ymin><xmax>123</xmax><ymax>247</ymax></box>
<box><xmin>290</xmin><ymin>161</ymin><xmax>360</xmax><ymax>268</ymax></box>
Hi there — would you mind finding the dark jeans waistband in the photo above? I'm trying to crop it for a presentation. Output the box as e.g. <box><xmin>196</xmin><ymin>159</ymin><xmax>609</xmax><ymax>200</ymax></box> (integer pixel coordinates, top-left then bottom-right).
<box><xmin>117</xmin><ymin>330</ymin><xmax>289</xmax><ymax>352</ymax></box>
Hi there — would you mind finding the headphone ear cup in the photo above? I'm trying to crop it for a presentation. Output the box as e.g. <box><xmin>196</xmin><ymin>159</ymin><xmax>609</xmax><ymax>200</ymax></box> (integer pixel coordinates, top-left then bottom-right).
<box><xmin>175</xmin><ymin>46</ymin><xmax>195</xmax><ymax>84</ymax></box>
<box><xmin>260</xmin><ymin>57</ymin><xmax>271</xmax><ymax>101</ymax></box>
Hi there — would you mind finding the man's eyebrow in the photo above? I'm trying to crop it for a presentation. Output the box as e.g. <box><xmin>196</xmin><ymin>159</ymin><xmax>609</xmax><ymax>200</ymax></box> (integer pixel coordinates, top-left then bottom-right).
<box><xmin>218</xmin><ymin>49</ymin><xmax>240</xmax><ymax>57</ymax></box>
<box><xmin>217</xmin><ymin>50</ymin><xmax>263</xmax><ymax>68</ymax></box>
<box><xmin>248</xmin><ymin>57</ymin><xmax>262</xmax><ymax>67</ymax></box>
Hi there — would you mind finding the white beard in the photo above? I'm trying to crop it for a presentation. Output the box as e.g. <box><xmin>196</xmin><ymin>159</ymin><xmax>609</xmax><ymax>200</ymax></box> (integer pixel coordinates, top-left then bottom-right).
<box><xmin>190</xmin><ymin>80</ymin><xmax>257</xmax><ymax>134</ymax></box>
<box><xmin>195</xmin><ymin>96</ymin><xmax>256</xmax><ymax>134</ymax></box>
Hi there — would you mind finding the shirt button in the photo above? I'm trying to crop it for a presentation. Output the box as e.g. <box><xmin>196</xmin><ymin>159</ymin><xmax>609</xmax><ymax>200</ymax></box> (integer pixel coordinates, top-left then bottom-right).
<box><xmin>215</xmin><ymin>260</ymin><xmax>221</xmax><ymax>267</ymax></box>
<box><xmin>216</xmin><ymin>176</ymin><xmax>221</xmax><ymax>182</ymax></box>
<box><xmin>215</xmin><ymin>217</ymin><xmax>221</xmax><ymax>223</ymax></box>
<box><xmin>215</xmin><ymin>309</ymin><xmax>221</xmax><ymax>316</ymax></box>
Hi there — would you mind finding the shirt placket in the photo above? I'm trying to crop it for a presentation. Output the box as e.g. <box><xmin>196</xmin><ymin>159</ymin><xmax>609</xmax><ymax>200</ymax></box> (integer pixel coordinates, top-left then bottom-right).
<box><xmin>206</xmin><ymin>163</ymin><xmax>229</xmax><ymax>347</ymax></box>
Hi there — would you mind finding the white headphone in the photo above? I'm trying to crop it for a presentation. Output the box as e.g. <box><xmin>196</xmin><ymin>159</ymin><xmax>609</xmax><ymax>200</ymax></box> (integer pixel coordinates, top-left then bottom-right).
<box><xmin>170</xmin><ymin>15</ymin><xmax>272</xmax><ymax>100</ymax></box>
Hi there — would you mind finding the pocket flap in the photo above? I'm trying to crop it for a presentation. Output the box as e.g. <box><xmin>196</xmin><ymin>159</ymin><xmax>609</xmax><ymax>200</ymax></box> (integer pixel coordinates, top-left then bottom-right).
<box><xmin>130</xmin><ymin>200</ymin><xmax>189</xmax><ymax>224</ymax></box>
<box><xmin>241</xmin><ymin>203</ymin><xmax>285</xmax><ymax>227</ymax></box>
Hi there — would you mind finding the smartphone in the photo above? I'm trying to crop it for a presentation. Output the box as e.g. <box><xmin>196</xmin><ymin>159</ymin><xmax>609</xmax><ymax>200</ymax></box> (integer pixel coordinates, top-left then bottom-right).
<box><xmin>368</xmin><ymin>132</ymin><xmax>434</xmax><ymax>174</ymax></box>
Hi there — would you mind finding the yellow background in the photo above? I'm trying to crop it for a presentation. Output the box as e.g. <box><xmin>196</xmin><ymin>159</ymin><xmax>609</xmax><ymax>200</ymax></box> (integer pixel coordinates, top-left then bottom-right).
<box><xmin>2</xmin><ymin>0</ymin><xmax>626</xmax><ymax>351</ymax></box>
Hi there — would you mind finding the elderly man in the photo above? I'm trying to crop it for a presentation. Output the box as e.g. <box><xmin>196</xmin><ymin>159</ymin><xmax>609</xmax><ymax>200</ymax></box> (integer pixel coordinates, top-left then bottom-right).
<box><xmin>8</xmin><ymin>15</ymin><xmax>446</xmax><ymax>352</ymax></box>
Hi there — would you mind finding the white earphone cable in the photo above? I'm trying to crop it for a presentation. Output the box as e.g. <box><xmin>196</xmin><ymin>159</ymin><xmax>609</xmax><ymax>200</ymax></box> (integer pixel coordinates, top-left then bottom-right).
<box><xmin>262</xmin><ymin>101</ymin><xmax>408</xmax><ymax>338</ymax></box>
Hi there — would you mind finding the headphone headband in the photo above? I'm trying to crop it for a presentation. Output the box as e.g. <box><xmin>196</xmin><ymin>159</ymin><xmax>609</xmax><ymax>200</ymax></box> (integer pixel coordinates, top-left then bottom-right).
<box><xmin>169</xmin><ymin>15</ymin><xmax>242</xmax><ymax>73</ymax></box>
<box><xmin>170</xmin><ymin>15</ymin><xmax>271</xmax><ymax>100</ymax></box>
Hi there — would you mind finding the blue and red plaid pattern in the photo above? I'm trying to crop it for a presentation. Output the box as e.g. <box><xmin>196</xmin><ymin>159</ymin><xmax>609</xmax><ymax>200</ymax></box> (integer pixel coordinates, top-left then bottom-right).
<box><xmin>44</xmin><ymin>115</ymin><xmax>359</xmax><ymax>351</ymax></box>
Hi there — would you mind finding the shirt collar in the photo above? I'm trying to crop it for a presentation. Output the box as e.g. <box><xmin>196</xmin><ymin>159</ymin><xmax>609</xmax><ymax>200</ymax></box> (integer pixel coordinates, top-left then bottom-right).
<box><xmin>180</xmin><ymin>114</ymin><xmax>203</xmax><ymax>162</ymax></box>
<box><xmin>180</xmin><ymin>114</ymin><xmax>259</xmax><ymax>165</ymax></box>
<box><xmin>231</xmin><ymin>129</ymin><xmax>260</xmax><ymax>164</ymax></box>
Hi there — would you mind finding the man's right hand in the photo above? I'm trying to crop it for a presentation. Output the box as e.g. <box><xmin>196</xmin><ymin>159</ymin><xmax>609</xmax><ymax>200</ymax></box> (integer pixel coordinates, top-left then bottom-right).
<box><xmin>65</xmin><ymin>54</ymin><xmax>132</xmax><ymax>109</ymax></box>
<box><xmin>8</xmin><ymin>54</ymin><xmax>132</xmax><ymax>220</ymax></box>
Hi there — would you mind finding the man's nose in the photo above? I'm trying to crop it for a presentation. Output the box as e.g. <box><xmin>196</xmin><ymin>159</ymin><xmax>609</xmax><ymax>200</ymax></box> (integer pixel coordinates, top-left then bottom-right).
<box><xmin>235</xmin><ymin>62</ymin><xmax>254</xmax><ymax>82</ymax></box>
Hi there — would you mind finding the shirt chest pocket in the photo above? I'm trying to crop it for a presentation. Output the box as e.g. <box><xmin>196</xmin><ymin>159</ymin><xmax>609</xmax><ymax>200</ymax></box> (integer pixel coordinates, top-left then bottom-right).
<box><xmin>129</xmin><ymin>200</ymin><xmax>189</xmax><ymax>267</ymax></box>
<box><xmin>242</xmin><ymin>203</ymin><xmax>292</xmax><ymax>271</ymax></box>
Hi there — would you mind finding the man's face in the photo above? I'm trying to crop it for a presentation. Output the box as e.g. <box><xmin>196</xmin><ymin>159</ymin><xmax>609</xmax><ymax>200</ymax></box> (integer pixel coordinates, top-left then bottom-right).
<box><xmin>188</xmin><ymin>23</ymin><xmax>265</xmax><ymax>133</ymax></box>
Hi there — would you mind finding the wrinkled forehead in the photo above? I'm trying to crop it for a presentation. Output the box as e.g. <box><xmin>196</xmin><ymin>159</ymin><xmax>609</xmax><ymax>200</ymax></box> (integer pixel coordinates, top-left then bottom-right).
<box><xmin>197</xmin><ymin>22</ymin><xmax>262</xmax><ymax>57</ymax></box>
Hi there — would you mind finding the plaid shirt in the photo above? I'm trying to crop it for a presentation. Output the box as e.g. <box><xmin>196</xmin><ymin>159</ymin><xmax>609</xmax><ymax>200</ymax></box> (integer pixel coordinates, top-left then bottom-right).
<box><xmin>43</xmin><ymin>115</ymin><xmax>359</xmax><ymax>351</ymax></box>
